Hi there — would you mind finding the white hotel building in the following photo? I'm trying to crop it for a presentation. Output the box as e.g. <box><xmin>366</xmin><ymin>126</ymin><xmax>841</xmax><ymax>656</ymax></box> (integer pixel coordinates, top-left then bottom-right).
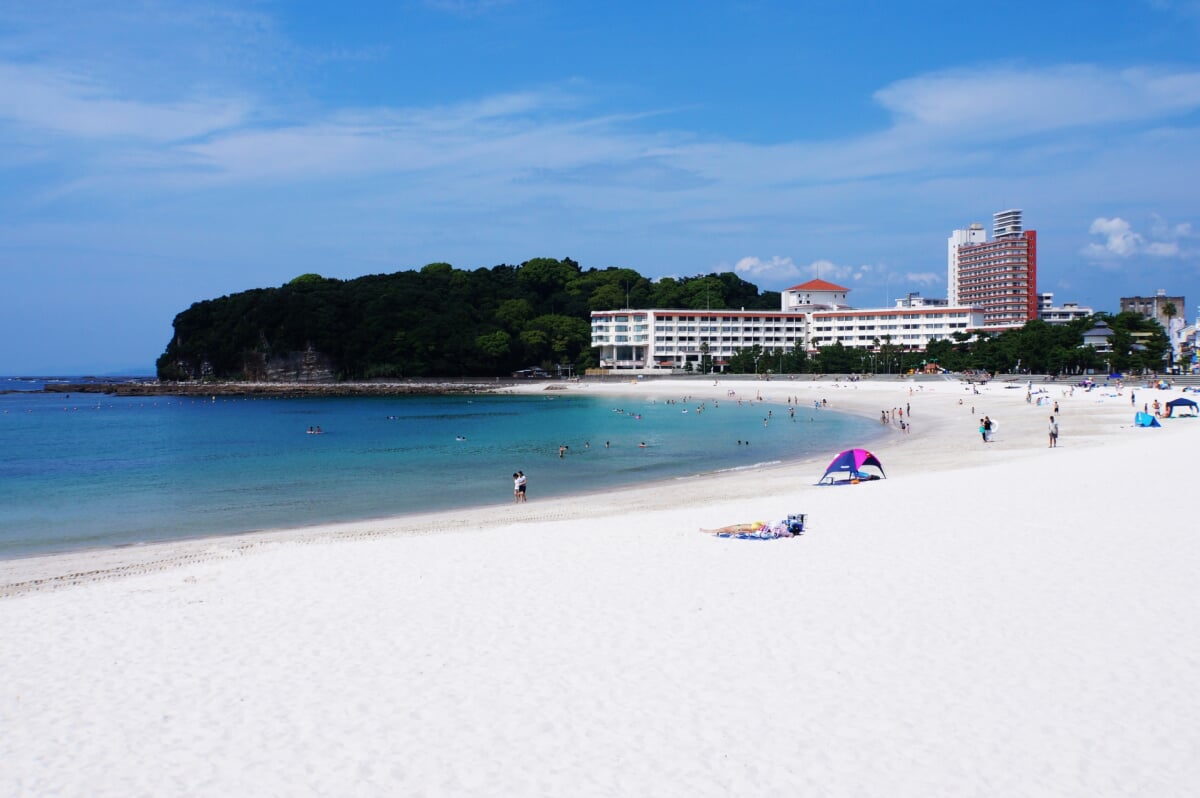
<box><xmin>592</xmin><ymin>279</ymin><xmax>984</xmax><ymax>371</ymax></box>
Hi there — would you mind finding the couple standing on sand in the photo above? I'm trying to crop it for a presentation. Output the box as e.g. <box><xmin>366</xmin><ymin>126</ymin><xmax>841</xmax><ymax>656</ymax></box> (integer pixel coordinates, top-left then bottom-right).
<box><xmin>512</xmin><ymin>471</ymin><xmax>527</xmax><ymax>503</ymax></box>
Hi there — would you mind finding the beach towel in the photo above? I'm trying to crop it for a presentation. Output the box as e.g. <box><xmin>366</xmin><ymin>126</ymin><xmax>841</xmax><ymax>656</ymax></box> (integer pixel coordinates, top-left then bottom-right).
<box><xmin>705</xmin><ymin>518</ymin><xmax>802</xmax><ymax>539</ymax></box>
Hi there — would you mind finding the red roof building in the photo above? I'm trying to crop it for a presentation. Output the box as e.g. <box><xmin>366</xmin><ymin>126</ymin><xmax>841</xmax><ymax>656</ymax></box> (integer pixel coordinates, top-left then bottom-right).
<box><xmin>782</xmin><ymin>279</ymin><xmax>851</xmax><ymax>312</ymax></box>
<box><xmin>783</xmin><ymin>279</ymin><xmax>851</xmax><ymax>293</ymax></box>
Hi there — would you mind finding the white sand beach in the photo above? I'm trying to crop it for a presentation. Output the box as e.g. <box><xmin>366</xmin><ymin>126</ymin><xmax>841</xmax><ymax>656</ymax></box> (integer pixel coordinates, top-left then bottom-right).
<box><xmin>3</xmin><ymin>376</ymin><xmax>1199</xmax><ymax>797</ymax></box>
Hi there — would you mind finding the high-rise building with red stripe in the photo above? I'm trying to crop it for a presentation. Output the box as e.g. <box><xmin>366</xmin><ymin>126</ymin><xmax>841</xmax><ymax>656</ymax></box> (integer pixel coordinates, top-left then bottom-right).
<box><xmin>948</xmin><ymin>209</ymin><xmax>1038</xmax><ymax>329</ymax></box>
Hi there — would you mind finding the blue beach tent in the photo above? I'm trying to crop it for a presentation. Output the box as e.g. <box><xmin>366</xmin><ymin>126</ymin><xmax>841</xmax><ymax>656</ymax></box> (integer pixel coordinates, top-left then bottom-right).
<box><xmin>1134</xmin><ymin>412</ymin><xmax>1161</xmax><ymax>428</ymax></box>
<box><xmin>1165</xmin><ymin>398</ymin><xmax>1199</xmax><ymax>417</ymax></box>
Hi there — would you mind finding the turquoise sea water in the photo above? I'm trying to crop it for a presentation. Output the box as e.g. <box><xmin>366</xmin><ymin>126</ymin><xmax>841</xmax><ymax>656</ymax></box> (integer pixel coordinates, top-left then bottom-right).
<box><xmin>0</xmin><ymin>378</ymin><xmax>881</xmax><ymax>558</ymax></box>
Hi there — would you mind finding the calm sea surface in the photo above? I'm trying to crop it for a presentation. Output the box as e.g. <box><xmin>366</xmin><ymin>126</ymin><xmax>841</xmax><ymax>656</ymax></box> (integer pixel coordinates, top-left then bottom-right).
<box><xmin>0</xmin><ymin>377</ymin><xmax>881</xmax><ymax>558</ymax></box>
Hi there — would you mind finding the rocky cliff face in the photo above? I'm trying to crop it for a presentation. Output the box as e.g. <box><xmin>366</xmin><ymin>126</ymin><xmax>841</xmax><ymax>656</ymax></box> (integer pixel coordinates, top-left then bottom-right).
<box><xmin>242</xmin><ymin>346</ymin><xmax>335</xmax><ymax>382</ymax></box>
<box><xmin>165</xmin><ymin>344</ymin><xmax>336</xmax><ymax>382</ymax></box>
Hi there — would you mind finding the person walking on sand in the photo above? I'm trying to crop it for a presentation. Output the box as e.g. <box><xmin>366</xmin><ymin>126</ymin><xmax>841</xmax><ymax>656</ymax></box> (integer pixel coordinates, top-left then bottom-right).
<box><xmin>979</xmin><ymin>418</ymin><xmax>987</xmax><ymax>443</ymax></box>
<box><xmin>1048</xmin><ymin>416</ymin><xmax>1059</xmax><ymax>448</ymax></box>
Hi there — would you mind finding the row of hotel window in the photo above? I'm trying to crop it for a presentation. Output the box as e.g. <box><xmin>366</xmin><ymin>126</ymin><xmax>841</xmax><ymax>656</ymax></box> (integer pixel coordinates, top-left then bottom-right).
<box><xmin>958</xmin><ymin>257</ymin><xmax>1030</xmax><ymax>266</ymax></box>
<box><xmin>647</xmin><ymin>335</ymin><xmax>935</xmax><ymax>352</ymax></box>
<box><xmin>597</xmin><ymin>321</ymin><xmax>970</xmax><ymax>337</ymax></box>
<box><xmin>593</xmin><ymin>314</ymin><xmax>975</xmax><ymax>331</ymax></box>
<box><xmin>600</xmin><ymin>328</ymin><xmax>964</xmax><ymax>343</ymax></box>
<box><xmin>810</xmin><ymin>335</ymin><xmax>933</xmax><ymax>344</ymax></box>
<box><xmin>958</xmin><ymin>280</ymin><xmax>1031</xmax><ymax>287</ymax></box>
<box><xmin>594</xmin><ymin>311</ymin><xmax>979</xmax><ymax>324</ymax></box>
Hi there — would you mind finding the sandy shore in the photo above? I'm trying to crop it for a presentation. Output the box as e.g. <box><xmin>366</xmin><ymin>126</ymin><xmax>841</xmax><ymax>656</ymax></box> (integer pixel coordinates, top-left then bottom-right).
<box><xmin>3</xmin><ymin>375</ymin><xmax>1199</xmax><ymax>796</ymax></box>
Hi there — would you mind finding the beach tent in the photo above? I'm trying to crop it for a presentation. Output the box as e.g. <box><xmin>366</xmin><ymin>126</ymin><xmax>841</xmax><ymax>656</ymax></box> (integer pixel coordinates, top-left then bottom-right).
<box><xmin>1134</xmin><ymin>412</ymin><xmax>1161</xmax><ymax>428</ymax></box>
<box><xmin>819</xmin><ymin>448</ymin><xmax>886</xmax><ymax>484</ymax></box>
<box><xmin>1165</xmin><ymin>397</ymin><xmax>1199</xmax><ymax>417</ymax></box>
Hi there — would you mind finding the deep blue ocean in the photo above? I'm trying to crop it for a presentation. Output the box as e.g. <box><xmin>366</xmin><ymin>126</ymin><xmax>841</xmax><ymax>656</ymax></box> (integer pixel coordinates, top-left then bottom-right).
<box><xmin>0</xmin><ymin>377</ymin><xmax>881</xmax><ymax>558</ymax></box>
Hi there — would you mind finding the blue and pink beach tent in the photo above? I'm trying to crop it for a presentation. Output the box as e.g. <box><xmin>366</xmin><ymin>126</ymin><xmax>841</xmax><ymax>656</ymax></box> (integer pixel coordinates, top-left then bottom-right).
<box><xmin>819</xmin><ymin>448</ymin><xmax>886</xmax><ymax>485</ymax></box>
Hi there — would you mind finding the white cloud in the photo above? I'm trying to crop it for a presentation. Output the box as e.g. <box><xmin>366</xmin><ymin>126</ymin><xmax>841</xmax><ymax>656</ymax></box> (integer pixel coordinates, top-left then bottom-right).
<box><xmin>874</xmin><ymin>65</ymin><xmax>1200</xmax><ymax>141</ymax></box>
<box><xmin>1085</xmin><ymin>216</ymin><xmax>1191</xmax><ymax>258</ymax></box>
<box><xmin>1146</xmin><ymin>241</ymin><xmax>1180</xmax><ymax>256</ymax></box>
<box><xmin>732</xmin><ymin>256</ymin><xmax>883</xmax><ymax>288</ymax></box>
<box><xmin>905</xmin><ymin>272</ymin><xmax>940</xmax><ymax>285</ymax></box>
<box><xmin>1151</xmin><ymin>215</ymin><xmax>1195</xmax><ymax>240</ymax></box>
<box><xmin>1087</xmin><ymin>217</ymin><xmax>1144</xmax><ymax>256</ymax></box>
<box><xmin>734</xmin><ymin>256</ymin><xmax>801</xmax><ymax>282</ymax></box>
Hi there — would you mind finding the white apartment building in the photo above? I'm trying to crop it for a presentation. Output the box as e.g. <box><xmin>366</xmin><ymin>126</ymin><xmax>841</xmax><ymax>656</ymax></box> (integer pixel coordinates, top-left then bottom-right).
<box><xmin>808</xmin><ymin>293</ymin><xmax>978</xmax><ymax>351</ymax></box>
<box><xmin>1174</xmin><ymin>308</ymin><xmax>1199</xmax><ymax>373</ymax></box>
<box><xmin>947</xmin><ymin>222</ymin><xmax>986</xmax><ymax>305</ymax></box>
<box><xmin>591</xmin><ymin>280</ymin><xmax>983</xmax><ymax>371</ymax></box>
<box><xmin>1037</xmin><ymin>292</ymin><xmax>1093</xmax><ymax>325</ymax></box>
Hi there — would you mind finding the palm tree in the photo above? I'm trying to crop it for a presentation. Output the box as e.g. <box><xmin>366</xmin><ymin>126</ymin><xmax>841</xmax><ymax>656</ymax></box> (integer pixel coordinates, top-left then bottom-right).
<box><xmin>1162</xmin><ymin>301</ymin><xmax>1178</xmax><ymax>370</ymax></box>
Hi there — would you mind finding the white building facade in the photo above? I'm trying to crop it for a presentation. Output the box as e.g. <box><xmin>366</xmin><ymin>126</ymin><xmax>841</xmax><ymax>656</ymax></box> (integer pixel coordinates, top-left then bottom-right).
<box><xmin>808</xmin><ymin>293</ymin><xmax>978</xmax><ymax>351</ymax></box>
<box><xmin>1037</xmin><ymin>293</ymin><xmax>1094</xmax><ymax>325</ymax></box>
<box><xmin>947</xmin><ymin>222</ymin><xmax>986</xmax><ymax>305</ymax></box>
<box><xmin>591</xmin><ymin>281</ymin><xmax>984</xmax><ymax>371</ymax></box>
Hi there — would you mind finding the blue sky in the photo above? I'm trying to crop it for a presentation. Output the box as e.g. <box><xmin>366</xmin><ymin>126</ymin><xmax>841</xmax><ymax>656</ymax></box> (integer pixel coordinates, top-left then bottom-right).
<box><xmin>3</xmin><ymin>0</ymin><xmax>1199</xmax><ymax>374</ymax></box>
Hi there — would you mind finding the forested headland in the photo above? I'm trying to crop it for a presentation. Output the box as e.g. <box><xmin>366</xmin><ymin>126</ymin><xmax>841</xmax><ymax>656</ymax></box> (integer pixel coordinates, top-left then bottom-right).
<box><xmin>156</xmin><ymin>258</ymin><xmax>779</xmax><ymax>381</ymax></box>
<box><xmin>156</xmin><ymin>256</ymin><xmax>1171</xmax><ymax>381</ymax></box>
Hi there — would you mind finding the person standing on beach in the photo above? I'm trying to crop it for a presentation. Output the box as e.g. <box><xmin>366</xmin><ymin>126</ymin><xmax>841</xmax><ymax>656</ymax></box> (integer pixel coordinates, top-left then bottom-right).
<box><xmin>512</xmin><ymin>472</ymin><xmax>521</xmax><ymax>503</ymax></box>
<box><xmin>1048</xmin><ymin>416</ymin><xmax>1059</xmax><ymax>448</ymax></box>
<box><xmin>979</xmin><ymin>418</ymin><xmax>987</xmax><ymax>443</ymax></box>
<box><xmin>517</xmin><ymin>471</ymin><xmax>527</xmax><ymax>502</ymax></box>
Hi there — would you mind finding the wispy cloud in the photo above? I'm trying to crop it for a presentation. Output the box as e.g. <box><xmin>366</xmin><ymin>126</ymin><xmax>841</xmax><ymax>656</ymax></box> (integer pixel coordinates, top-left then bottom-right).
<box><xmin>874</xmin><ymin>64</ymin><xmax>1200</xmax><ymax>140</ymax></box>
<box><xmin>0</xmin><ymin>62</ymin><xmax>249</xmax><ymax>142</ymax></box>
<box><xmin>6</xmin><ymin>56</ymin><xmax>1200</xmax><ymax>205</ymax></box>
<box><xmin>4</xmin><ymin>39</ymin><xmax>1200</xmax><ymax>308</ymax></box>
